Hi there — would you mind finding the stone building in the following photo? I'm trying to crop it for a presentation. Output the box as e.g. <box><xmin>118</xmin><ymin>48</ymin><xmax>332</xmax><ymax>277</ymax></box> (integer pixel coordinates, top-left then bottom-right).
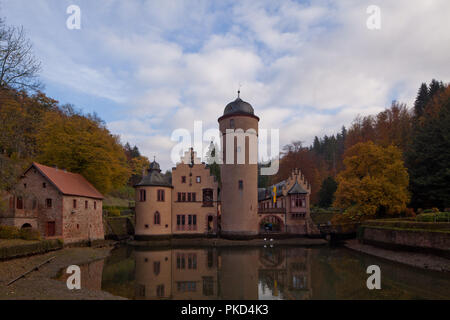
<box><xmin>258</xmin><ymin>168</ymin><xmax>316</xmax><ymax>235</ymax></box>
<box><xmin>0</xmin><ymin>162</ymin><xmax>104</xmax><ymax>243</ymax></box>
<box><xmin>134</xmin><ymin>94</ymin><xmax>316</xmax><ymax>238</ymax></box>
<box><xmin>134</xmin><ymin>148</ymin><xmax>219</xmax><ymax>239</ymax></box>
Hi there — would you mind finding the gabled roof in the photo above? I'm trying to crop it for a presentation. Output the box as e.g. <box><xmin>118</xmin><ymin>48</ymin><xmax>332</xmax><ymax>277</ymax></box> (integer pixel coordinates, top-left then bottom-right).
<box><xmin>28</xmin><ymin>163</ymin><xmax>104</xmax><ymax>199</ymax></box>
<box><xmin>288</xmin><ymin>181</ymin><xmax>308</xmax><ymax>194</ymax></box>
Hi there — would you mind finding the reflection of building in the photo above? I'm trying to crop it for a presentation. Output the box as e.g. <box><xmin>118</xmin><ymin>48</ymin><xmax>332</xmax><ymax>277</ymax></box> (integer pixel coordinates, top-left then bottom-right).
<box><xmin>134</xmin><ymin>249</ymin><xmax>219</xmax><ymax>300</ymax></box>
<box><xmin>133</xmin><ymin>247</ymin><xmax>313</xmax><ymax>300</ymax></box>
<box><xmin>258</xmin><ymin>169</ymin><xmax>317</xmax><ymax>235</ymax></box>
<box><xmin>258</xmin><ymin>248</ymin><xmax>313</xmax><ymax>300</ymax></box>
<box><xmin>218</xmin><ymin>248</ymin><xmax>259</xmax><ymax>300</ymax></box>
<box><xmin>0</xmin><ymin>163</ymin><xmax>104</xmax><ymax>243</ymax></box>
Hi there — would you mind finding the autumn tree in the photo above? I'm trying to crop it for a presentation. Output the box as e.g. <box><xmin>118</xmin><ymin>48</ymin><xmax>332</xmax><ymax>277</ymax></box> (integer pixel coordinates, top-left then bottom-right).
<box><xmin>36</xmin><ymin>109</ymin><xmax>130</xmax><ymax>194</ymax></box>
<box><xmin>333</xmin><ymin>141</ymin><xmax>409</xmax><ymax>220</ymax></box>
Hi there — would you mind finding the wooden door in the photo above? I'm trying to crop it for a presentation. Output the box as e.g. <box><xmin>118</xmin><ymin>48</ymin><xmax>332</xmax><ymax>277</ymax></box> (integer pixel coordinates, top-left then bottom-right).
<box><xmin>47</xmin><ymin>221</ymin><xmax>56</xmax><ymax>237</ymax></box>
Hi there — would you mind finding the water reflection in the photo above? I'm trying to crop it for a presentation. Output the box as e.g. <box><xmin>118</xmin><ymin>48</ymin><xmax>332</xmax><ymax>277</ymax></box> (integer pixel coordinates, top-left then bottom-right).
<box><xmin>83</xmin><ymin>246</ymin><xmax>450</xmax><ymax>300</ymax></box>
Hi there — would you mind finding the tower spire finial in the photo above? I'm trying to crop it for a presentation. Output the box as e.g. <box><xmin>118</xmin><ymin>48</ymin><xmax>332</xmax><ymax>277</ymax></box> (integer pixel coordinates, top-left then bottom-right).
<box><xmin>238</xmin><ymin>82</ymin><xmax>242</xmax><ymax>98</ymax></box>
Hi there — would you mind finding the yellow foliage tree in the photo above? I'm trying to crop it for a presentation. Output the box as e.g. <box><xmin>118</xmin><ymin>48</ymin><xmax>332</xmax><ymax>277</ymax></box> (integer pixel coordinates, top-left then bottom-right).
<box><xmin>333</xmin><ymin>141</ymin><xmax>409</xmax><ymax>221</ymax></box>
<box><xmin>36</xmin><ymin>110</ymin><xmax>130</xmax><ymax>194</ymax></box>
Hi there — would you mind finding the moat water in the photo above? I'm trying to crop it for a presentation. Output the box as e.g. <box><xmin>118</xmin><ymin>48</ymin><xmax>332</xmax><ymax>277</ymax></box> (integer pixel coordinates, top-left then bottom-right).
<box><xmin>69</xmin><ymin>245</ymin><xmax>450</xmax><ymax>300</ymax></box>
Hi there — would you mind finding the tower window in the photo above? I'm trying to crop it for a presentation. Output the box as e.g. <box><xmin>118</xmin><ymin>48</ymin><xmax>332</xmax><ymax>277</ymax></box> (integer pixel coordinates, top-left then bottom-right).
<box><xmin>46</xmin><ymin>198</ymin><xmax>52</xmax><ymax>208</ymax></box>
<box><xmin>154</xmin><ymin>211</ymin><xmax>161</xmax><ymax>225</ymax></box>
<box><xmin>196</xmin><ymin>176</ymin><xmax>201</xmax><ymax>183</ymax></box>
<box><xmin>139</xmin><ymin>189</ymin><xmax>146</xmax><ymax>202</ymax></box>
<box><xmin>73</xmin><ymin>199</ymin><xmax>77</xmax><ymax>209</ymax></box>
<box><xmin>230</xmin><ymin>119</ymin><xmax>235</xmax><ymax>128</ymax></box>
<box><xmin>157</xmin><ymin>189</ymin><xmax>165</xmax><ymax>202</ymax></box>
<box><xmin>238</xmin><ymin>180</ymin><xmax>244</xmax><ymax>190</ymax></box>
<box><xmin>181</xmin><ymin>176</ymin><xmax>186</xmax><ymax>183</ymax></box>
<box><xmin>43</xmin><ymin>182</ymin><xmax>46</xmax><ymax>188</ymax></box>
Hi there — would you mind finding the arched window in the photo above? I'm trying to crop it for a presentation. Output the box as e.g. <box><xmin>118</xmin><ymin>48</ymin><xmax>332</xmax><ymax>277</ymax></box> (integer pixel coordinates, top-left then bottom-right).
<box><xmin>154</xmin><ymin>211</ymin><xmax>161</xmax><ymax>225</ymax></box>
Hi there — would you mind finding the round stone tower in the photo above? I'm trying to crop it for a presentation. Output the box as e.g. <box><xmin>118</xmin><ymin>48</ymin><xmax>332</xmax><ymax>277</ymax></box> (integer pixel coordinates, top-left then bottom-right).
<box><xmin>134</xmin><ymin>160</ymin><xmax>172</xmax><ymax>239</ymax></box>
<box><xmin>218</xmin><ymin>92</ymin><xmax>259</xmax><ymax>238</ymax></box>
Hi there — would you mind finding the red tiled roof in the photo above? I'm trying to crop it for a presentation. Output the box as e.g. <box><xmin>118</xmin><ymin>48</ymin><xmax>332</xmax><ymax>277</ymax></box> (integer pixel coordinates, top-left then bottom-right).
<box><xmin>30</xmin><ymin>162</ymin><xmax>104</xmax><ymax>199</ymax></box>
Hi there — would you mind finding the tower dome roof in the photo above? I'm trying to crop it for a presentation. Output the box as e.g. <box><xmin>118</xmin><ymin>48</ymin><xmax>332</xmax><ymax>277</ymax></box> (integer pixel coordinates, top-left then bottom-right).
<box><xmin>148</xmin><ymin>160</ymin><xmax>160</xmax><ymax>172</ymax></box>
<box><xmin>134</xmin><ymin>160</ymin><xmax>172</xmax><ymax>187</ymax></box>
<box><xmin>223</xmin><ymin>92</ymin><xmax>254</xmax><ymax>116</ymax></box>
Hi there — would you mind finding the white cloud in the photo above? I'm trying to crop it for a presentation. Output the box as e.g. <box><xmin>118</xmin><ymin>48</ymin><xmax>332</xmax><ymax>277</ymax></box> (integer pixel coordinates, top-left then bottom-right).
<box><xmin>2</xmin><ymin>0</ymin><xmax>450</xmax><ymax>171</ymax></box>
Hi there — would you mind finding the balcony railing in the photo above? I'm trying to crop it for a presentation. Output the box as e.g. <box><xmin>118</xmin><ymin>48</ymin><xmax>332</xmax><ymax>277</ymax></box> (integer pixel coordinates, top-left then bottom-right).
<box><xmin>258</xmin><ymin>207</ymin><xmax>286</xmax><ymax>214</ymax></box>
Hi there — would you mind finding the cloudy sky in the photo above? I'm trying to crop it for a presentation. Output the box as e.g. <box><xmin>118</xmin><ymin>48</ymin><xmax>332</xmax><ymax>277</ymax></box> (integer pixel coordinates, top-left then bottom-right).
<box><xmin>2</xmin><ymin>0</ymin><xmax>450</xmax><ymax>170</ymax></box>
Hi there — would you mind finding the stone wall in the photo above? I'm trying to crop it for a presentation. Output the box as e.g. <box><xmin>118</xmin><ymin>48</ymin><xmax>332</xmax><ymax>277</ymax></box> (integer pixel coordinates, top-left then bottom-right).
<box><xmin>62</xmin><ymin>196</ymin><xmax>104</xmax><ymax>243</ymax></box>
<box><xmin>360</xmin><ymin>226</ymin><xmax>450</xmax><ymax>257</ymax></box>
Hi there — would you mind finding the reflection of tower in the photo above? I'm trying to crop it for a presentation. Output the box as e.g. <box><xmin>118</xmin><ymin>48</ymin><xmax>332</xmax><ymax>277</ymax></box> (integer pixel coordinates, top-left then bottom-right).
<box><xmin>218</xmin><ymin>92</ymin><xmax>259</xmax><ymax>237</ymax></box>
<box><xmin>218</xmin><ymin>248</ymin><xmax>259</xmax><ymax>299</ymax></box>
<box><xmin>134</xmin><ymin>250</ymin><xmax>172</xmax><ymax>300</ymax></box>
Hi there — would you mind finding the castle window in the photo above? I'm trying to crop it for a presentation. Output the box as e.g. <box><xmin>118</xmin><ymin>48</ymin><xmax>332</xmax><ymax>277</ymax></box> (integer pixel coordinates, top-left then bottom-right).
<box><xmin>188</xmin><ymin>193</ymin><xmax>192</xmax><ymax>202</ymax></box>
<box><xmin>238</xmin><ymin>180</ymin><xmax>244</xmax><ymax>190</ymax></box>
<box><xmin>139</xmin><ymin>189</ymin><xmax>146</xmax><ymax>202</ymax></box>
<box><xmin>154</xmin><ymin>211</ymin><xmax>161</xmax><ymax>225</ymax></box>
<box><xmin>157</xmin><ymin>189</ymin><xmax>165</xmax><ymax>202</ymax></box>
<box><xmin>188</xmin><ymin>253</ymin><xmax>197</xmax><ymax>269</ymax></box>
<box><xmin>178</xmin><ymin>192</ymin><xmax>181</xmax><ymax>202</ymax></box>
<box><xmin>291</xmin><ymin>195</ymin><xmax>305</xmax><ymax>208</ymax></box>
<box><xmin>43</xmin><ymin>182</ymin><xmax>46</xmax><ymax>188</ymax></box>
<box><xmin>181</xmin><ymin>176</ymin><xmax>186</xmax><ymax>183</ymax></box>
<box><xmin>202</xmin><ymin>189</ymin><xmax>213</xmax><ymax>207</ymax></box>
<box><xmin>16</xmin><ymin>197</ymin><xmax>23</xmax><ymax>209</ymax></box>
<box><xmin>73</xmin><ymin>199</ymin><xmax>77</xmax><ymax>209</ymax></box>
<box><xmin>182</xmin><ymin>193</ymin><xmax>186</xmax><ymax>202</ymax></box>
<box><xmin>94</xmin><ymin>201</ymin><xmax>97</xmax><ymax>210</ymax></box>
<box><xmin>24</xmin><ymin>183</ymin><xmax>27</xmax><ymax>189</ymax></box>
<box><xmin>196</xmin><ymin>176</ymin><xmax>201</xmax><ymax>183</ymax></box>
<box><xmin>85</xmin><ymin>200</ymin><xmax>88</xmax><ymax>209</ymax></box>
<box><xmin>46</xmin><ymin>198</ymin><xmax>52</xmax><ymax>208</ymax></box>
<box><xmin>154</xmin><ymin>262</ymin><xmax>160</xmax><ymax>275</ymax></box>
<box><xmin>156</xmin><ymin>285</ymin><xmax>165</xmax><ymax>297</ymax></box>
<box><xmin>230</xmin><ymin>119</ymin><xmax>235</xmax><ymax>128</ymax></box>
<box><xmin>192</xmin><ymin>193</ymin><xmax>196</xmax><ymax>202</ymax></box>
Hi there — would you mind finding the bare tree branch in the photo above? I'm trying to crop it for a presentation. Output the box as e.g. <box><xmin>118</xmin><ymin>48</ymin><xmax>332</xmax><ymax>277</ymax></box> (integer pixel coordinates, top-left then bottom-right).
<box><xmin>0</xmin><ymin>19</ymin><xmax>42</xmax><ymax>92</ymax></box>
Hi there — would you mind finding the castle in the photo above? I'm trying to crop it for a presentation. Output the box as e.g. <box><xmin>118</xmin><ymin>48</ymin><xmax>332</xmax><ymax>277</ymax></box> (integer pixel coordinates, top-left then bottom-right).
<box><xmin>134</xmin><ymin>94</ymin><xmax>315</xmax><ymax>239</ymax></box>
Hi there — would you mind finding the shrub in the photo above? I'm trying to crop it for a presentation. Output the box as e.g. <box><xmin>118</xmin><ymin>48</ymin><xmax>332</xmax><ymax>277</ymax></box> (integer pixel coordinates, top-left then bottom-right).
<box><xmin>108</xmin><ymin>208</ymin><xmax>121</xmax><ymax>217</ymax></box>
<box><xmin>403</xmin><ymin>208</ymin><xmax>416</xmax><ymax>217</ymax></box>
<box><xmin>19</xmin><ymin>228</ymin><xmax>41</xmax><ymax>240</ymax></box>
<box><xmin>0</xmin><ymin>225</ymin><xmax>20</xmax><ymax>239</ymax></box>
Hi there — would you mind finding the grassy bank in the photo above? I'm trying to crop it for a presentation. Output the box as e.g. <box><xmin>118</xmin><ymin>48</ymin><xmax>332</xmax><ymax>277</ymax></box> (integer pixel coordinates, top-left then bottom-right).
<box><xmin>0</xmin><ymin>239</ymin><xmax>63</xmax><ymax>260</ymax></box>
